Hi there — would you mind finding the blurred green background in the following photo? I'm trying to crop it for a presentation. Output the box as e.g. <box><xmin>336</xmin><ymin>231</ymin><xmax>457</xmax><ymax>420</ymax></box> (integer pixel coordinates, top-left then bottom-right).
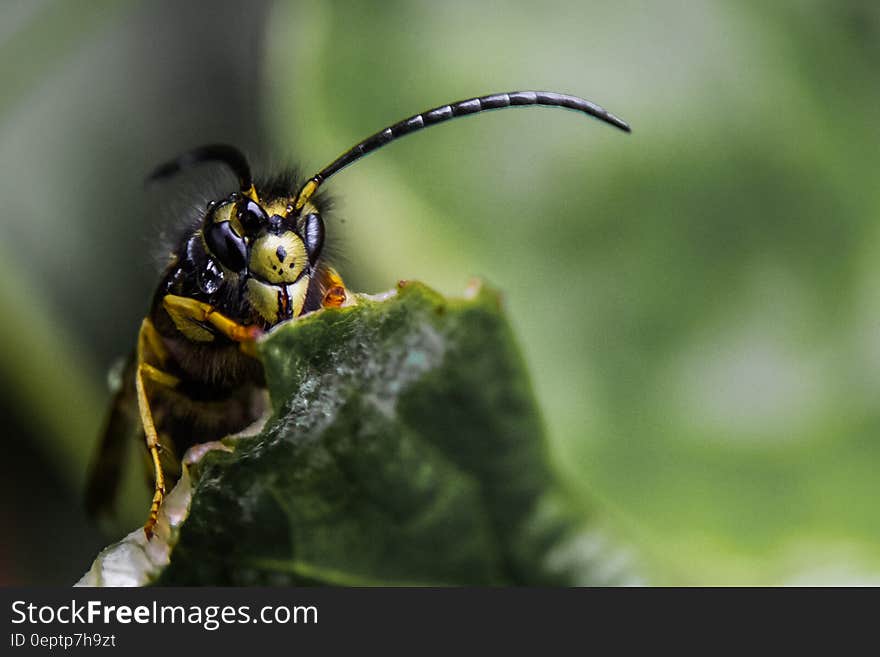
<box><xmin>1</xmin><ymin>0</ymin><xmax>879</xmax><ymax>585</ymax></box>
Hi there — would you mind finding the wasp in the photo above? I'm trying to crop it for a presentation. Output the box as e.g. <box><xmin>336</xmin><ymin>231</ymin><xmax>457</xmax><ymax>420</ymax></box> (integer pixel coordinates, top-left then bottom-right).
<box><xmin>84</xmin><ymin>90</ymin><xmax>630</xmax><ymax>539</ymax></box>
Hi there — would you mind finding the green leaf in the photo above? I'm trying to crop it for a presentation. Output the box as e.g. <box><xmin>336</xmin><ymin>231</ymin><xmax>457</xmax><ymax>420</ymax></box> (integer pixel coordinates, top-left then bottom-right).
<box><xmin>78</xmin><ymin>281</ymin><xmax>639</xmax><ymax>586</ymax></box>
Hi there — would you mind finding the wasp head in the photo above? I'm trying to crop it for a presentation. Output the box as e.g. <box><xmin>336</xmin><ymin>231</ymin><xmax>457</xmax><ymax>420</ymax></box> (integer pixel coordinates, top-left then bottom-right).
<box><xmin>201</xmin><ymin>192</ymin><xmax>325</xmax><ymax>326</ymax></box>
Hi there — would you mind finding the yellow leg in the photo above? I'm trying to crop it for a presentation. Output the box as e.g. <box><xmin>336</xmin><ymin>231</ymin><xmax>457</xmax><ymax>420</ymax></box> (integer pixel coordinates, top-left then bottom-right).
<box><xmin>141</xmin><ymin>362</ymin><xmax>180</xmax><ymax>388</ymax></box>
<box><xmin>163</xmin><ymin>294</ymin><xmax>262</xmax><ymax>353</ymax></box>
<box><xmin>145</xmin><ymin>432</ymin><xmax>165</xmax><ymax>540</ymax></box>
<box><xmin>143</xmin><ymin>319</ymin><xmax>170</xmax><ymax>365</ymax></box>
<box><xmin>136</xmin><ymin>320</ymin><xmax>181</xmax><ymax>540</ymax></box>
<box><xmin>321</xmin><ymin>267</ymin><xmax>348</xmax><ymax>308</ymax></box>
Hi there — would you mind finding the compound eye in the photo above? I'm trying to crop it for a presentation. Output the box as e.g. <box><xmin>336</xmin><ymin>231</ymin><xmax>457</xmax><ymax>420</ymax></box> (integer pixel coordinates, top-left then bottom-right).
<box><xmin>238</xmin><ymin>200</ymin><xmax>267</xmax><ymax>232</ymax></box>
<box><xmin>204</xmin><ymin>220</ymin><xmax>248</xmax><ymax>271</ymax></box>
<box><xmin>300</xmin><ymin>212</ymin><xmax>324</xmax><ymax>263</ymax></box>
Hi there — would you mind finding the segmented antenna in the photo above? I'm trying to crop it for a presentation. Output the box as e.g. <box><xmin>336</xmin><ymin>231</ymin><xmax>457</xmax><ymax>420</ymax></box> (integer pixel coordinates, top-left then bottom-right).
<box><xmin>149</xmin><ymin>144</ymin><xmax>259</xmax><ymax>202</ymax></box>
<box><xmin>290</xmin><ymin>90</ymin><xmax>630</xmax><ymax>213</ymax></box>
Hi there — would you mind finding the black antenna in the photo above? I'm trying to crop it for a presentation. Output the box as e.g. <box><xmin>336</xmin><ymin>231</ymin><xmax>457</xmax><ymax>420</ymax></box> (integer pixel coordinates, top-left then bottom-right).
<box><xmin>290</xmin><ymin>90</ymin><xmax>630</xmax><ymax>213</ymax></box>
<box><xmin>149</xmin><ymin>144</ymin><xmax>259</xmax><ymax>202</ymax></box>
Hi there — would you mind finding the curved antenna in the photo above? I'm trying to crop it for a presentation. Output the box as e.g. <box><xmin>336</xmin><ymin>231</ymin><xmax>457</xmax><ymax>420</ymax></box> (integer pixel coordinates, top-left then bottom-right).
<box><xmin>289</xmin><ymin>90</ymin><xmax>630</xmax><ymax>214</ymax></box>
<box><xmin>148</xmin><ymin>143</ymin><xmax>259</xmax><ymax>202</ymax></box>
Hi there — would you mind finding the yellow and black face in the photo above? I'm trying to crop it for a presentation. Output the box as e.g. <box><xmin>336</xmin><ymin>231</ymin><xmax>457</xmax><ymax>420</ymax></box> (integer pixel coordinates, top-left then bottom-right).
<box><xmin>198</xmin><ymin>192</ymin><xmax>325</xmax><ymax>327</ymax></box>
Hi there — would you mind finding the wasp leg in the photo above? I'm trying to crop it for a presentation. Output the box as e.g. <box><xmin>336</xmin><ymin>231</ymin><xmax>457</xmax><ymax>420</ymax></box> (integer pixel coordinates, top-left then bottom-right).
<box><xmin>320</xmin><ymin>267</ymin><xmax>348</xmax><ymax>308</ymax></box>
<box><xmin>135</xmin><ymin>319</ymin><xmax>181</xmax><ymax>540</ymax></box>
<box><xmin>141</xmin><ymin>362</ymin><xmax>180</xmax><ymax>388</ymax></box>
<box><xmin>163</xmin><ymin>294</ymin><xmax>262</xmax><ymax>357</ymax></box>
